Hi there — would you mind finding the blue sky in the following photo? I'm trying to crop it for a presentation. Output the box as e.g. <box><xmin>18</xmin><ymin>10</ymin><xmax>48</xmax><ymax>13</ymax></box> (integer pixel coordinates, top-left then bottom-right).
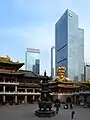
<box><xmin>0</xmin><ymin>0</ymin><xmax>90</xmax><ymax>75</ymax></box>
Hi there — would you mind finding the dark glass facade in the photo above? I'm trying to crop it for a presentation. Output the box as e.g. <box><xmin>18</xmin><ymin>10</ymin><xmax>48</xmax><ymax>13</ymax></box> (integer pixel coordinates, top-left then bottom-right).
<box><xmin>51</xmin><ymin>46</ymin><xmax>55</xmax><ymax>76</ymax></box>
<box><xmin>55</xmin><ymin>9</ymin><xmax>84</xmax><ymax>81</ymax></box>
<box><xmin>35</xmin><ymin>59</ymin><xmax>40</xmax><ymax>75</ymax></box>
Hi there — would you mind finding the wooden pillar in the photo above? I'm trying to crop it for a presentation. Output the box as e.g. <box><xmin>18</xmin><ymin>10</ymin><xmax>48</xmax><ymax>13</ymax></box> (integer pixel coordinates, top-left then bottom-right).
<box><xmin>3</xmin><ymin>96</ymin><xmax>5</xmax><ymax>103</ymax></box>
<box><xmin>25</xmin><ymin>89</ymin><xmax>27</xmax><ymax>103</ymax></box>
<box><xmin>15</xmin><ymin>96</ymin><xmax>17</xmax><ymax>103</ymax></box>
<box><xmin>15</xmin><ymin>85</ymin><xmax>17</xmax><ymax>104</ymax></box>
<box><xmin>33</xmin><ymin>89</ymin><xmax>35</xmax><ymax>101</ymax></box>
<box><xmin>3</xmin><ymin>77</ymin><xmax>5</xmax><ymax>82</ymax></box>
<box><xmin>3</xmin><ymin>77</ymin><xmax>6</xmax><ymax>103</ymax></box>
<box><xmin>3</xmin><ymin>85</ymin><xmax>5</xmax><ymax>93</ymax></box>
<box><xmin>15</xmin><ymin>86</ymin><xmax>17</xmax><ymax>92</ymax></box>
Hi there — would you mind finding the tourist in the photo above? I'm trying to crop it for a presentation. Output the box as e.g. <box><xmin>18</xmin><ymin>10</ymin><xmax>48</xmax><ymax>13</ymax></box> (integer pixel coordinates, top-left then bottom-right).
<box><xmin>71</xmin><ymin>111</ymin><xmax>76</xmax><ymax>120</ymax></box>
<box><xmin>70</xmin><ymin>103</ymin><xmax>73</xmax><ymax>109</ymax></box>
<box><xmin>54</xmin><ymin>99</ymin><xmax>60</xmax><ymax>114</ymax></box>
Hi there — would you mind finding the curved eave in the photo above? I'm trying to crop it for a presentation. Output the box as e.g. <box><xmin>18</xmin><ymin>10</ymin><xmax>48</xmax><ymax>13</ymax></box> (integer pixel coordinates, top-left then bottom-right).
<box><xmin>55</xmin><ymin>81</ymin><xmax>88</xmax><ymax>87</ymax></box>
<box><xmin>57</xmin><ymin>85</ymin><xmax>80</xmax><ymax>89</ymax></box>
<box><xmin>81</xmin><ymin>82</ymin><xmax>90</xmax><ymax>85</ymax></box>
<box><xmin>22</xmin><ymin>76</ymin><xmax>40</xmax><ymax>80</ymax></box>
<box><xmin>38</xmin><ymin>76</ymin><xmax>52</xmax><ymax>80</ymax></box>
<box><xmin>49</xmin><ymin>85</ymin><xmax>80</xmax><ymax>89</ymax></box>
<box><xmin>49</xmin><ymin>81</ymin><xmax>64</xmax><ymax>86</ymax></box>
<box><xmin>49</xmin><ymin>86</ymin><xmax>58</xmax><ymax>89</ymax></box>
<box><xmin>0</xmin><ymin>72</ymin><xmax>24</xmax><ymax>76</ymax></box>
<box><xmin>0</xmin><ymin>62</ymin><xmax>24</xmax><ymax>69</ymax></box>
<box><xmin>61</xmin><ymin>82</ymin><xmax>80</xmax><ymax>84</ymax></box>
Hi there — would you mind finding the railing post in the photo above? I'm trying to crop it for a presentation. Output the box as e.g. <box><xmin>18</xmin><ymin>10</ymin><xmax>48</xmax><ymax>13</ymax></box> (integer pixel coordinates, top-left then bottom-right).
<box><xmin>3</xmin><ymin>85</ymin><xmax>5</xmax><ymax>92</ymax></box>
<box><xmin>25</xmin><ymin>89</ymin><xmax>27</xmax><ymax>103</ymax></box>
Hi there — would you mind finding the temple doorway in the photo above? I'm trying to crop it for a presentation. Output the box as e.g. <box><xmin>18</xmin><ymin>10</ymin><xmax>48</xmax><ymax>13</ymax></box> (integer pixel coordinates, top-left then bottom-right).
<box><xmin>66</xmin><ymin>97</ymin><xmax>71</xmax><ymax>103</ymax></box>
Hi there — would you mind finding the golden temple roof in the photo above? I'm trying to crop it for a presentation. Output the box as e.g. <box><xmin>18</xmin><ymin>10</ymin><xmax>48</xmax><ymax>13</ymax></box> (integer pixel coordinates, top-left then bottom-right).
<box><xmin>0</xmin><ymin>55</ymin><xmax>24</xmax><ymax>70</ymax></box>
<box><xmin>0</xmin><ymin>55</ymin><xmax>12</xmax><ymax>62</ymax></box>
<box><xmin>0</xmin><ymin>55</ymin><xmax>23</xmax><ymax>64</ymax></box>
<box><xmin>52</xmin><ymin>66</ymin><xmax>90</xmax><ymax>89</ymax></box>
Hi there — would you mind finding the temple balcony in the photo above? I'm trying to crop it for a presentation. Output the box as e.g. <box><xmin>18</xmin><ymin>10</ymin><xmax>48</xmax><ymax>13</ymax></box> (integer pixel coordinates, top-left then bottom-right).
<box><xmin>0</xmin><ymin>81</ymin><xmax>19</xmax><ymax>85</ymax></box>
<box><xmin>0</xmin><ymin>91</ymin><xmax>40</xmax><ymax>95</ymax></box>
<box><xmin>79</xmin><ymin>90</ymin><xmax>90</xmax><ymax>94</ymax></box>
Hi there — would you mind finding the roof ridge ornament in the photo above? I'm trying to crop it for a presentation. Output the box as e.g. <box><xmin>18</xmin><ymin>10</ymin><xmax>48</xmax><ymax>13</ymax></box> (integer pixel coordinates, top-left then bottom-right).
<box><xmin>56</xmin><ymin>67</ymin><xmax>68</xmax><ymax>82</ymax></box>
<box><xmin>0</xmin><ymin>55</ymin><xmax>11</xmax><ymax>62</ymax></box>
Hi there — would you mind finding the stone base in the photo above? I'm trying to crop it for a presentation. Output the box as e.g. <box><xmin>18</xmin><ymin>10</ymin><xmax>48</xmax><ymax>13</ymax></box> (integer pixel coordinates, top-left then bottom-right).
<box><xmin>35</xmin><ymin>110</ymin><xmax>55</xmax><ymax>117</ymax></box>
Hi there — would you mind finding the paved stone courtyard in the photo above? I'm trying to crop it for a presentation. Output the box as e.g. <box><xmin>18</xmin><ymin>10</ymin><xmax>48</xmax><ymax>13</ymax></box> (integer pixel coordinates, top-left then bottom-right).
<box><xmin>0</xmin><ymin>104</ymin><xmax>90</xmax><ymax>120</ymax></box>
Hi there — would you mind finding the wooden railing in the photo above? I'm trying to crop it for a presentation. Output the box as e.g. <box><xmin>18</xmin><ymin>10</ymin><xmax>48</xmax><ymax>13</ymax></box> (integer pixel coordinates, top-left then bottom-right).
<box><xmin>0</xmin><ymin>81</ymin><xmax>19</xmax><ymax>85</ymax></box>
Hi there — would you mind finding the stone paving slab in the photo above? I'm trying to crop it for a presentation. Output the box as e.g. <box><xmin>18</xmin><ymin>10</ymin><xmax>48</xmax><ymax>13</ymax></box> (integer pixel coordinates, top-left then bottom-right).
<box><xmin>0</xmin><ymin>104</ymin><xmax>90</xmax><ymax>120</ymax></box>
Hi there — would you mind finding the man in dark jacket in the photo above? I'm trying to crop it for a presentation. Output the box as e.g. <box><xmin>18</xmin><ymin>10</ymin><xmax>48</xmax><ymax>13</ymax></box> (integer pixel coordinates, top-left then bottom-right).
<box><xmin>54</xmin><ymin>99</ymin><xmax>60</xmax><ymax>114</ymax></box>
<box><xmin>71</xmin><ymin>111</ymin><xmax>76</xmax><ymax>119</ymax></box>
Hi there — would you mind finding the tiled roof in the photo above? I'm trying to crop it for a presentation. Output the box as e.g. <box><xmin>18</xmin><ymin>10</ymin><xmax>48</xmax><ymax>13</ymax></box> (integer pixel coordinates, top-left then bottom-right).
<box><xmin>0</xmin><ymin>62</ymin><xmax>24</xmax><ymax>70</ymax></box>
<box><xmin>19</xmin><ymin>70</ymin><xmax>39</xmax><ymax>78</ymax></box>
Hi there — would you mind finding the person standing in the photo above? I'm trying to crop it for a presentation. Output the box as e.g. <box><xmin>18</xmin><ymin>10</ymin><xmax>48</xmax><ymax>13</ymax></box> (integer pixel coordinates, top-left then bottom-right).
<box><xmin>54</xmin><ymin>99</ymin><xmax>60</xmax><ymax>114</ymax></box>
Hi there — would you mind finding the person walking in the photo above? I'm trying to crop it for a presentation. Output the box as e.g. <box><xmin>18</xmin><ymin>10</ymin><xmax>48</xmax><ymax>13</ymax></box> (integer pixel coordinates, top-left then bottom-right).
<box><xmin>71</xmin><ymin>111</ymin><xmax>76</xmax><ymax>120</ymax></box>
<box><xmin>70</xmin><ymin>103</ymin><xmax>73</xmax><ymax>109</ymax></box>
<box><xmin>54</xmin><ymin>99</ymin><xmax>60</xmax><ymax>114</ymax></box>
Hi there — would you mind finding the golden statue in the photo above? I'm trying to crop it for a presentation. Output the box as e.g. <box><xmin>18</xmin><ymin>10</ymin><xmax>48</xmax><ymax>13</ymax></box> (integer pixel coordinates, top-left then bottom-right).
<box><xmin>56</xmin><ymin>67</ymin><xmax>68</xmax><ymax>82</ymax></box>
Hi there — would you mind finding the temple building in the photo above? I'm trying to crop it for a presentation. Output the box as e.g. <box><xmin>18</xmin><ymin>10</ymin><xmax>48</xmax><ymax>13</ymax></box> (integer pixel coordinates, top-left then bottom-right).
<box><xmin>0</xmin><ymin>56</ymin><xmax>41</xmax><ymax>105</ymax></box>
<box><xmin>0</xmin><ymin>55</ymin><xmax>90</xmax><ymax>106</ymax></box>
<box><xmin>50</xmin><ymin>67</ymin><xmax>90</xmax><ymax>103</ymax></box>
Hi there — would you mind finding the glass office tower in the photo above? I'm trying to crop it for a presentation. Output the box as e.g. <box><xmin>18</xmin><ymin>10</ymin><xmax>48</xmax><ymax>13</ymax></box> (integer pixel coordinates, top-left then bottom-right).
<box><xmin>55</xmin><ymin>9</ymin><xmax>84</xmax><ymax>81</ymax></box>
<box><xmin>35</xmin><ymin>59</ymin><xmax>40</xmax><ymax>75</ymax></box>
<box><xmin>25</xmin><ymin>48</ymin><xmax>40</xmax><ymax>75</ymax></box>
<box><xmin>51</xmin><ymin>46</ymin><xmax>55</xmax><ymax>77</ymax></box>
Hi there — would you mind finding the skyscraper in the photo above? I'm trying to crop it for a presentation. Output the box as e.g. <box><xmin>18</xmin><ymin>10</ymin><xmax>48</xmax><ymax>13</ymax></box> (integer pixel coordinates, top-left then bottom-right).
<box><xmin>25</xmin><ymin>48</ymin><xmax>40</xmax><ymax>75</ymax></box>
<box><xmin>35</xmin><ymin>59</ymin><xmax>40</xmax><ymax>75</ymax></box>
<box><xmin>32</xmin><ymin>65</ymin><xmax>36</xmax><ymax>73</ymax></box>
<box><xmin>51</xmin><ymin>46</ymin><xmax>55</xmax><ymax>77</ymax></box>
<box><xmin>55</xmin><ymin>9</ymin><xmax>84</xmax><ymax>81</ymax></box>
<box><xmin>84</xmin><ymin>63</ymin><xmax>90</xmax><ymax>81</ymax></box>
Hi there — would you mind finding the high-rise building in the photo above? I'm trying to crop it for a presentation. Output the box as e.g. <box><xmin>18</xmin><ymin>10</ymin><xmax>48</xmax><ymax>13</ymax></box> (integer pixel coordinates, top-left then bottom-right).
<box><xmin>51</xmin><ymin>46</ymin><xmax>55</xmax><ymax>77</ymax></box>
<box><xmin>32</xmin><ymin>64</ymin><xmax>36</xmax><ymax>73</ymax></box>
<box><xmin>84</xmin><ymin>63</ymin><xmax>90</xmax><ymax>81</ymax></box>
<box><xmin>55</xmin><ymin>9</ymin><xmax>84</xmax><ymax>81</ymax></box>
<box><xmin>25</xmin><ymin>48</ymin><xmax>40</xmax><ymax>75</ymax></box>
<box><xmin>35</xmin><ymin>59</ymin><xmax>40</xmax><ymax>75</ymax></box>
